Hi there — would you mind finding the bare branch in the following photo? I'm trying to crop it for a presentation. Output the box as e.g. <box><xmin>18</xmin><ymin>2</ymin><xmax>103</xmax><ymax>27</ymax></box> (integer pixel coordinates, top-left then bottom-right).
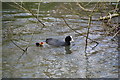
<box><xmin>62</xmin><ymin>17</ymin><xmax>81</xmax><ymax>35</ymax></box>
<box><xmin>76</xmin><ymin>2</ymin><xmax>97</xmax><ymax>12</ymax></box>
<box><xmin>99</xmin><ymin>13</ymin><xmax>119</xmax><ymax>20</ymax></box>
<box><xmin>85</xmin><ymin>16</ymin><xmax>92</xmax><ymax>53</ymax></box>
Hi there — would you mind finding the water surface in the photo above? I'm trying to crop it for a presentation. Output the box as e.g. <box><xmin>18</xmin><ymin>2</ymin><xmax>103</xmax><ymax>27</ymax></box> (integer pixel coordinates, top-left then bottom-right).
<box><xmin>2</xmin><ymin>2</ymin><xmax>118</xmax><ymax>78</ymax></box>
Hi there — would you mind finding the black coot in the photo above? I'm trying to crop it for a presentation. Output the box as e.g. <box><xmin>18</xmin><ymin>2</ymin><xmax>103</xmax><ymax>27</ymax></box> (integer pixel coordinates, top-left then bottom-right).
<box><xmin>46</xmin><ymin>36</ymin><xmax>73</xmax><ymax>47</ymax></box>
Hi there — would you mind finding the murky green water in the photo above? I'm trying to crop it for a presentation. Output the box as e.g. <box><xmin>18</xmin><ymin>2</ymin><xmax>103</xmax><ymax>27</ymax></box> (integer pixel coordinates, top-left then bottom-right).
<box><xmin>2</xmin><ymin>2</ymin><xmax>119</xmax><ymax>78</ymax></box>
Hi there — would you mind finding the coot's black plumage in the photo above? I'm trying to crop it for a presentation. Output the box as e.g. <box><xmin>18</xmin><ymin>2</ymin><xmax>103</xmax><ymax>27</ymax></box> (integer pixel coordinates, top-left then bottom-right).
<box><xmin>46</xmin><ymin>36</ymin><xmax>73</xmax><ymax>47</ymax></box>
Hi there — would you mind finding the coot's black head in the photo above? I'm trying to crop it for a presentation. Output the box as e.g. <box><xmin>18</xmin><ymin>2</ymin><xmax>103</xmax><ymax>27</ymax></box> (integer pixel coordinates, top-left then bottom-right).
<box><xmin>65</xmin><ymin>36</ymin><xmax>72</xmax><ymax>42</ymax></box>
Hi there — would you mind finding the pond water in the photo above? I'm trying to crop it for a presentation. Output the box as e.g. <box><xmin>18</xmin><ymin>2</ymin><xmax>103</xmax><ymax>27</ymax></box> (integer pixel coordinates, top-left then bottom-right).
<box><xmin>2</xmin><ymin>2</ymin><xmax>119</xmax><ymax>78</ymax></box>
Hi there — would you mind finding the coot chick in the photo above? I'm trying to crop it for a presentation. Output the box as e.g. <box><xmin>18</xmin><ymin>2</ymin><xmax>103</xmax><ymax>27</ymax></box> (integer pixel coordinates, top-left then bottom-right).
<box><xmin>46</xmin><ymin>36</ymin><xmax>73</xmax><ymax>47</ymax></box>
<box><xmin>36</xmin><ymin>42</ymin><xmax>44</xmax><ymax>47</ymax></box>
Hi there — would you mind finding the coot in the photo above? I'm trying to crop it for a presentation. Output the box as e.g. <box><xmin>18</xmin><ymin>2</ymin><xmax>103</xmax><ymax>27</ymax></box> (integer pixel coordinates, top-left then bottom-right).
<box><xmin>46</xmin><ymin>36</ymin><xmax>73</xmax><ymax>47</ymax></box>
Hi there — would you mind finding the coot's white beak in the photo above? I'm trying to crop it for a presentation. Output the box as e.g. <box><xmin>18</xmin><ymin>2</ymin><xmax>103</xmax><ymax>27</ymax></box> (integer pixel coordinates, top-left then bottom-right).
<box><xmin>70</xmin><ymin>36</ymin><xmax>74</xmax><ymax>42</ymax></box>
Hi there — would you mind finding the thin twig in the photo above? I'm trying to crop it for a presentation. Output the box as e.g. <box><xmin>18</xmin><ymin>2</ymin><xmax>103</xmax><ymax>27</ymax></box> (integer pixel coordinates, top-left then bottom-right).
<box><xmin>112</xmin><ymin>30</ymin><xmax>120</xmax><ymax>39</ymax></box>
<box><xmin>28</xmin><ymin>10</ymin><xmax>46</xmax><ymax>27</ymax></box>
<box><xmin>85</xmin><ymin>2</ymin><xmax>100</xmax><ymax>51</ymax></box>
<box><xmin>76</xmin><ymin>2</ymin><xmax>97</xmax><ymax>12</ymax></box>
<box><xmin>18</xmin><ymin>51</ymin><xmax>27</xmax><ymax>61</ymax></box>
<box><xmin>99</xmin><ymin>13</ymin><xmax>119</xmax><ymax>20</ymax></box>
<box><xmin>62</xmin><ymin>17</ymin><xmax>99</xmax><ymax>48</ymax></box>
<box><xmin>9</xmin><ymin>2</ymin><xmax>45</xmax><ymax>27</ymax></box>
<box><xmin>85</xmin><ymin>16</ymin><xmax>92</xmax><ymax>53</ymax></box>
<box><xmin>84</xmin><ymin>16</ymin><xmax>92</xmax><ymax>78</ymax></box>
<box><xmin>62</xmin><ymin>17</ymin><xmax>81</xmax><ymax>35</ymax></box>
<box><xmin>115</xmin><ymin>1</ymin><xmax>119</xmax><ymax>10</ymax></box>
<box><xmin>11</xmin><ymin>40</ymin><xmax>26</xmax><ymax>52</ymax></box>
<box><xmin>84</xmin><ymin>2</ymin><xmax>100</xmax><ymax>78</ymax></box>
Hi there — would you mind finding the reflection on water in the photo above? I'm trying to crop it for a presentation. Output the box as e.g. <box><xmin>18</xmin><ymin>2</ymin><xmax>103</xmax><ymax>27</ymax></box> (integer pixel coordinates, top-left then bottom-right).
<box><xmin>2</xmin><ymin>2</ymin><xmax>118</xmax><ymax>78</ymax></box>
<box><xmin>65</xmin><ymin>46</ymin><xmax>72</xmax><ymax>54</ymax></box>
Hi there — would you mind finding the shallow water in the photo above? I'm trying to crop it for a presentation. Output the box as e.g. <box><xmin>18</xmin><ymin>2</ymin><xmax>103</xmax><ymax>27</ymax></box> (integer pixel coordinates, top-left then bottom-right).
<box><xmin>2</xmin><ymin>2</ymin><xmax>118</xmax><ymax>78</ymax></box>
